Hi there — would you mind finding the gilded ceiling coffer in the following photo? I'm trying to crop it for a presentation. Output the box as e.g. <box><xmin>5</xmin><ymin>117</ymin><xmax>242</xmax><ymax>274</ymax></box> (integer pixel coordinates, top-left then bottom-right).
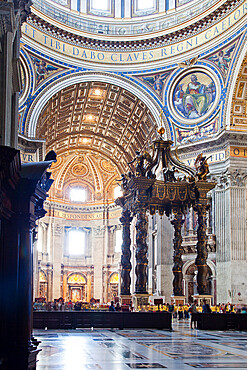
<box><xmin>116</xmin><ymin>128</ymin><xmax>216</xmax><ymax>300</ymax></box>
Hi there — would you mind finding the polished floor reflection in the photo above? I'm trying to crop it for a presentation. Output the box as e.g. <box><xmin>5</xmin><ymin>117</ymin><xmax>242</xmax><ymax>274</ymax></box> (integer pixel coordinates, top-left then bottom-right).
<box><xmin>35</xmin><ymin>320</ymin><xmax>247</xmax><ymax>369</ymax></box>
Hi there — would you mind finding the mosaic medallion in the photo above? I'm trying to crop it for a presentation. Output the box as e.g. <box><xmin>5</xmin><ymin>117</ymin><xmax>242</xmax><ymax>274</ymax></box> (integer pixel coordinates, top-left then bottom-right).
<box><xmin>172</xmin><ymin>71</ymin><xmax>216</xmax><ymax>120</ymax></box>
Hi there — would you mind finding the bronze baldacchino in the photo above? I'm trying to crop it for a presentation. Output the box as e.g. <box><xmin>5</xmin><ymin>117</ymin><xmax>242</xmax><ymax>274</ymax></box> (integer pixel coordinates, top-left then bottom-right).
<box><xmin>115</xmin><ymin>127</ymin><xmax>215</xmax><ymax>306</ymax></box>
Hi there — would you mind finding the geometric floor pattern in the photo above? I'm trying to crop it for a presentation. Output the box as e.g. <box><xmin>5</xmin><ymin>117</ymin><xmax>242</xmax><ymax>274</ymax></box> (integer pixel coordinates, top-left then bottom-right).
<box><xmin>35</xmin><ymin>320</ymin><xmax>247</xmax><ymax>369</ymax></box>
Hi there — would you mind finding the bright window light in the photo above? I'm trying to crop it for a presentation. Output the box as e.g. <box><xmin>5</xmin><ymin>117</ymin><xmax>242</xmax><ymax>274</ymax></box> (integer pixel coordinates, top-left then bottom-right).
<box><xmin>115</xmin><ymin>229</ymin><xmax>122</xmax><ymax>253</ymax></box>
<box><xmin>91</xmin><ymin>0</ymin><xmax>108</xmax><ymax>11</ymax></box>
<box><xmin>70</xmin><ymin>188</ymin><xmax>86</xmax><ymax>202</ymax></box>
<box><xmin>68</xmin><ymin>230</ymin><xmax>85</xmax><ymax>255</ymax></box>
<box><xmin>137</xmin><ymin>0</ymin><xmax>154</xmax><ymax>10</ymax></box>
<box><xmin>114</xmin><ymin>186</ymin><xmax>122</xmax><ymax>199</ymax></box>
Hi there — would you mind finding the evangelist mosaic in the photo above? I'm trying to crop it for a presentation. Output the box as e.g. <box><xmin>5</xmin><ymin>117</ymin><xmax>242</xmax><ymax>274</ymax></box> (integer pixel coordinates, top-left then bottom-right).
<box><xmin>173</xmin><ymin>72</ymin><xmax>216</xmax><ymax>120</ymax></box>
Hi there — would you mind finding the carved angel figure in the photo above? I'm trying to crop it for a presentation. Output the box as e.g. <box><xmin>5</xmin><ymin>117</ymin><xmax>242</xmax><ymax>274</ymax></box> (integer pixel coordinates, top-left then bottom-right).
<box><xmin>116</xmin><ymin>174</ymin><xmax>128</xmax><ymax>191</ymax></box>
<box><xmin>128</xmin><ymin>150</ymin><xmax>153</xmax><ymax>177</ymax></box>
<box><xmin>178</xmin><ymin>56</ymin><xmax>199</xmax><ymax>69</ymax></box>
<box><xmin>195</xmin><ymin>153</ymin><xmax>209</xmax><ymax>180</ymax></box>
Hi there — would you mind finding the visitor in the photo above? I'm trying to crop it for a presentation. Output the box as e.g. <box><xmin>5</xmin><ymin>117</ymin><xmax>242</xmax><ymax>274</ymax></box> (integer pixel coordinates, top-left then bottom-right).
<box><xmin>241</xmin><ymin>306</ymin><xmax>247</xmax><ymax>314</ymax></box>
<box><xmin>74</xmin><ymin>301</ymin><xmax>82</xmax><ymax>311</ymax></box>
<box><xmin>189</xmin><ymin>301</ymin><xmax>198</xmax><ymax>329</ymax></box>
<box><xmin>115</xmin><ymin>302</ymin><xmax>121</xmax><ymax>311</ymax></box>
<box><xmin>202</xmin><ymin>299</ymin><xmax>211</xmax><ymax>313</ymax></box>
<box><xmin>168</xmin><ymin>302</ymin><xmax>174</xmax><ymax>314</ymax></box>
<box><xmin>184</xmin><ymin>304</ymin><xmax>190</xmax><ymax>319</ymax></box>
<box><xmin>109</xmin><ymin>301</ymin><xmax>116</xmax><ymax>311</ymax></box>
<box><xmin>68</xmin><ymin>300</ymin><xmax>73</xmax><ymax>311</ymax></box>
<box><xmin>178</xmin><ymin>304</ymin><xmax>184</xmax><ymax>320</ymax></box>
<box><xmin>53</xmin><ymin>299</ymin><xmax>57</xmax><ymax>311</ymax></box>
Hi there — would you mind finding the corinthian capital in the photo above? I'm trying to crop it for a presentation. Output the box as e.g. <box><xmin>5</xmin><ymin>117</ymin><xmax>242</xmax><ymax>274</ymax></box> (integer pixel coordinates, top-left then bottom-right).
<box><xmin>93</xmin><ymin>226</ymin><xmax>106</xmax><ymax>237</ymax></box>
<box><xmin>213</xmin><ymin>169</ymin><xmax>247</xmax><ymax>189</ymax></box>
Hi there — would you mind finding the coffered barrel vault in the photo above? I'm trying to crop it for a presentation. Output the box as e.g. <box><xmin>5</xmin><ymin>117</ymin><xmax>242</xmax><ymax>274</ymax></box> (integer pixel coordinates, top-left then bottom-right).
<box><xmin>37</xmin><ymin>81</ymin><xmax>158</xmax><ymax>173</ymax></box>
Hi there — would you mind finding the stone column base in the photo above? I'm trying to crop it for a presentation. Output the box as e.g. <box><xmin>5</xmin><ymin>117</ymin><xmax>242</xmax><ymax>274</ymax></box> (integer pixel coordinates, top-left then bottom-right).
<box><xmin>193</xmin><ymin>294</ymin><xmax>213</xmax><ymax>306</ymax></box>
<box><xmin>132</xmin><ymin>294</ymin><xmax>150</xmax><ymax>311</ymax></box>
<box><xmin>120</xmin><ymin>295</ymin><xmax>132</xmax><ymax>311</ymax></box>
<box><xmin>171</xmin><ymin>295</ymin><xmax>186</xmax><ymax>305</ymax></box>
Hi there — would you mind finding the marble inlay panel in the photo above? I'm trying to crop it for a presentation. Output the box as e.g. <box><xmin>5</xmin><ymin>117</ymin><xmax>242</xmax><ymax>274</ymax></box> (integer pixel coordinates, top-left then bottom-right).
<box><xmin>35</xmin><ymin>323</ymin><xmax>247</xmax><ymax>370</ymax></box>
<box><xmin>139</xmin><ymin>342</ymin><xmax>229</xmax><ymax>358</ymax></box>
<box><xmin>215</xmin><ymin>341</ymin><xmax>247</xmax><ymax>350</ymax></box>
<box><xmin>126</xmin><ymin>364</ymin><xmax>167</xmax><ymax>369</ymax></box>
<box><xmin>187</xmin><ymin>364</ymin><xmax>247</xmax><ymax>368</ymax></box>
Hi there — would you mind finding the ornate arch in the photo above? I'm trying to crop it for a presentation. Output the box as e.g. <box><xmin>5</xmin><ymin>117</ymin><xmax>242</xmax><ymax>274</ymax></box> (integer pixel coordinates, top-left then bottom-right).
<box><xmin>25</xmin><ymin>71</ymin><xmax>168</xmax><ymax>138</ymax></box>
<box><xmin>67</xmin><ymin>272</ymin><xmax>87</xmax><ymax>285</ymax></box>
<box><xmin>182</xmin><ymin>259</ymin><xmax>216</xmax><ymax>278</ymax></box>
<box><xmin>226</xmin><ymin>35</ymin><xmax>247</xmax><ymax>128</ymax></box>
<box><xmin>229</xmin><ymin>48</ymin><xmax>247</xmax><ymax>129</ymax></box>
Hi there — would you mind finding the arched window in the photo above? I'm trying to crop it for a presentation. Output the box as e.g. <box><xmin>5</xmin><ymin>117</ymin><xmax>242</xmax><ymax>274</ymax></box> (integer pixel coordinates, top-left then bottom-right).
<box><xmin>89</xmin><ymin>0</ymin><xmax>112</xmax><ymax>15</ymax></box>
<box><xmin>91</xmin><ymin>0</ymin><xmax>109</xmax><ymax>11</ymax></box>
<box><xmin>115</xmin><ymin>229</ymin><xmax>122</xmax><ymax>253</ymax></box>
<box><xmin>68</xmin><ymin>229</ymin><xmax>86</xmax><ymax>255</ymax></box>
<box><xmin>114</xmin><ymin>186</ymin><xmax>122</xmax><ymax>199</ymax></box>
<box><xmin>70</xmin><ymin>187</ymin><xmax>86</xmax><ymax>202</ymax></box>
<box><xmin>133</xmin><ymin>0</ymin><xmax>157</xmax><ymax>15</ymax></box>
<box><xmin>136</xmin><ymin>0</ymin><xmax>155</xmax><ymax>10</ymax></box>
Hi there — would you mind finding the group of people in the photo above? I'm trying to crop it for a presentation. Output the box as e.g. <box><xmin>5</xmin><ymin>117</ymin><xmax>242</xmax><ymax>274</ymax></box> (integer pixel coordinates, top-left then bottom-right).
<box><xmin>33</xmin><ymin>299</ymin><xmax>131</xmax><ymax>312</ymax></box>
<box><xmin>33</xmin><ymin>298</ymin><xmax>247</xmax><ymax>318</ymax></box>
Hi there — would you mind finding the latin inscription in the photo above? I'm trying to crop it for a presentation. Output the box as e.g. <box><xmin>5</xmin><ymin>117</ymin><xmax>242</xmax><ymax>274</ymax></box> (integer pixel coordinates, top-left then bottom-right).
<box><xmin>22</xmin><ymin>2</ymin><xmax>247</xmax><ymax>65</ymax></box>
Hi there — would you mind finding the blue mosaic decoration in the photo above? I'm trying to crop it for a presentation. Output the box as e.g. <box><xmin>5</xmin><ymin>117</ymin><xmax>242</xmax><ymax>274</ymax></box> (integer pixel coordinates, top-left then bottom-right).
<box><xmin>30</xmin><ymin>54</ymin><xmax>59</xmax><ymax>86</ymax></box>
<box><xmin>175</xmin><ymin>114</ymin><xmax>219</xmax><ymax>145</ymax></box>
<box><xmin>172</xmin><ymin>72</ymin><xmax>216</xmax><ymax>120</ymax></box>
<box><xmin>207</xmin><ymin>43</ymin><xmax>236</xmax><ymax>76</ymax></box>
<box><xmin>136</xmin><ymin>72</ymin><xmax>170</xmax><ymax>97</ymax></box>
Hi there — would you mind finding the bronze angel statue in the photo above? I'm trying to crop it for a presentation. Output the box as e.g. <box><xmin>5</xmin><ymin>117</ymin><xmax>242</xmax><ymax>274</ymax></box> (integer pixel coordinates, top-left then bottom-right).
<box><xmin>194</xmin><ymin>153</ymin><xmax>209</xmax><ymax>180</ymax></box>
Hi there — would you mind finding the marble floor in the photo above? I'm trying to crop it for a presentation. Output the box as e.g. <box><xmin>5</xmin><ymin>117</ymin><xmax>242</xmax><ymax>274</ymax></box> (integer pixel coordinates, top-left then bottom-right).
<box><xmin>34</xmin><ymin>320</ymin><xmax>247</xmax><ymax>369</ymax></box>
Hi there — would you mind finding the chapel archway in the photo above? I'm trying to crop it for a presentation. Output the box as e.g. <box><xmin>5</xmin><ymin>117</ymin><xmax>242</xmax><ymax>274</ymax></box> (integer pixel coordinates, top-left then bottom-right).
<box><xmin>67</xmin><ymin>273</ymin><xmax>87</xmax><ymax>302</ymax></box>
<box><xmin>108</xmin><ymin>272</ymin><xmax>119</xmax><ymax>302</ymax></box>
<box><xmin>229</xmin><ymin>49</ymin><xmax>247</xmax><ymax>129</ymax></box>
<box><xmin>183</xmin><ymin>262</ymin><xmax>214</xmax><ymax>304</ymax></box>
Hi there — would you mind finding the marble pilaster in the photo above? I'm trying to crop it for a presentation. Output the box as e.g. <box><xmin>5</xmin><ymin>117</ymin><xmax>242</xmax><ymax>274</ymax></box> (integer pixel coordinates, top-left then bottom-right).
<box><xmin>51</xmin><ymin>224</ymin><xmax>64</xmax><ymax>299</ymax></box>
<box><xmin>92</xmin><ymin>226</ymin><xmax>106</xmax><ymax>301</ymax></box>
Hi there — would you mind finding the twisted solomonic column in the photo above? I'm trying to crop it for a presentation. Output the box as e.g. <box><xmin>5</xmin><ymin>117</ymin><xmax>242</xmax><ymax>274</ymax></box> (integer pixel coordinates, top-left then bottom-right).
<box><xmin>120</xmin><ymin>209</ymin><xmax>133</xmax><ymax>295</ymax></box>
<box><xmin>194</xmin><ymin>203</ymin><xmax>210</xmax><ymax>295</ymax></box>
<box><xmin>135</xmin><ymin>208</ymin><xmax>148</xmax><ymax>294</ymax></box>
<box><xmin>171</xmin><ymin>208</ymin><xmax>185</xmax><ymax>296</ymax></box>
